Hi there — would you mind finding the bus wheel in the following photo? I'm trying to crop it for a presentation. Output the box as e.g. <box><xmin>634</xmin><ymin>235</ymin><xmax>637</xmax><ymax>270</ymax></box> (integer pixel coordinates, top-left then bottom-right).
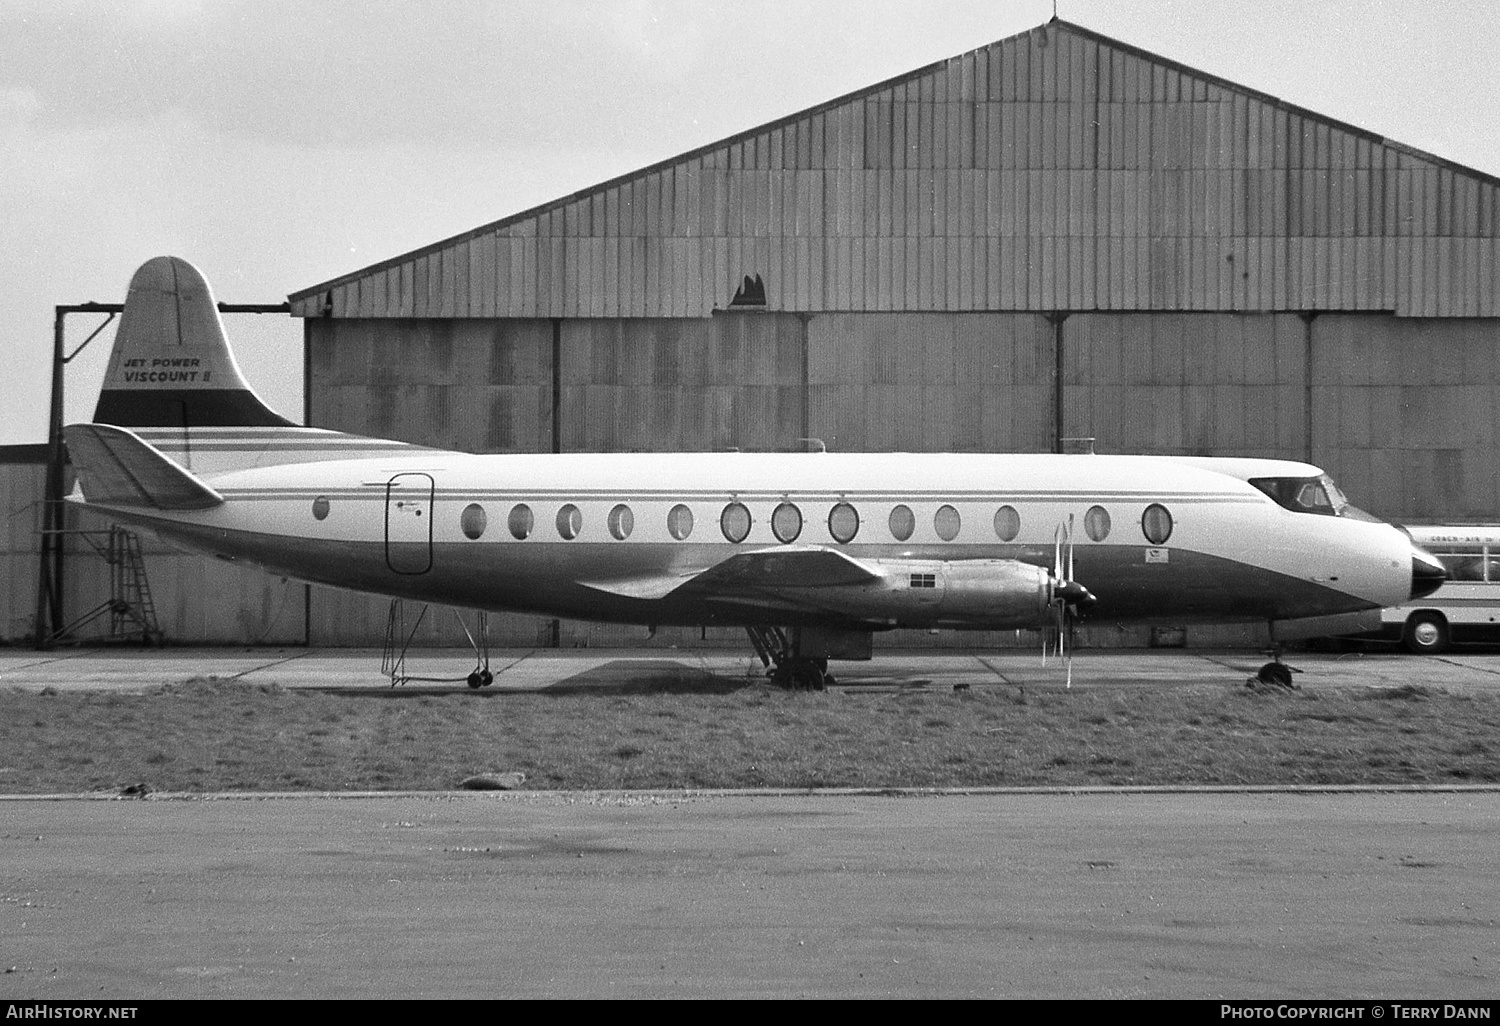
<box><xmin>1402</xmin><ymin>612</ymin><xmax>1450</xmax><ymax>655</ymax></box>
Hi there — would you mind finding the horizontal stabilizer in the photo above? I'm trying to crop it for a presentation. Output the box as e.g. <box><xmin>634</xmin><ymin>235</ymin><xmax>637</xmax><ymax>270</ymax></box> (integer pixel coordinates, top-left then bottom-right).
<box><xmin>65</xmin><ymin>424</ymin><xmax>224</xmax><ymax>510</ymax></box>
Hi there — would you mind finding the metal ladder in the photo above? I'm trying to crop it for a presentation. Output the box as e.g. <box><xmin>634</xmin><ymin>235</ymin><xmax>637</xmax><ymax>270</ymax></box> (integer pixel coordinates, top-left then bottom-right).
<box><xmin>111</xmin><ymin>528</ymin><xmax>161</xmax><ymax>643</ymax></box>
<box><xmin>43</xmin><ymin>525</ymin><xmax>163</xmax><ymax>645</ymax></box>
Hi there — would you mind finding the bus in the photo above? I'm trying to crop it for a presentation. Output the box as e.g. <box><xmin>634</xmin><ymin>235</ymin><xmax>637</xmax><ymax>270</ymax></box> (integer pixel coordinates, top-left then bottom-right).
<box><xmin>1382</xmin><ymin>525</ymin><xmax>1500</xmax><ymax>653</ymax></box>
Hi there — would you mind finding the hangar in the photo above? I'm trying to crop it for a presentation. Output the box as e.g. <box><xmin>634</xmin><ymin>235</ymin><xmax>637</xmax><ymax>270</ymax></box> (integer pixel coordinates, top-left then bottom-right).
<box><xmin>13</xmin><ymin>18</ymin><xmax>1500</xmax><ymax>649</ymax></box>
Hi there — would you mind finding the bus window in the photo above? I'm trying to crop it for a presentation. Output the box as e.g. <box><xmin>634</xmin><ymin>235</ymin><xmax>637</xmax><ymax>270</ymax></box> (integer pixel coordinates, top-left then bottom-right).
<box><xmin>1436</xmin><ymin>555</ymin><xmax>1500</xmax><ymax>582</ymax></box>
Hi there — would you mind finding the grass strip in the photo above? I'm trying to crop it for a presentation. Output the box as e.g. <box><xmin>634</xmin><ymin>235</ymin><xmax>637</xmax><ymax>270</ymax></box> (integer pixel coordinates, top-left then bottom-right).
<box><xmin>1</xmin><ymin>675</ymin><xmax>1495</xmax><ymax>793</ymax></box>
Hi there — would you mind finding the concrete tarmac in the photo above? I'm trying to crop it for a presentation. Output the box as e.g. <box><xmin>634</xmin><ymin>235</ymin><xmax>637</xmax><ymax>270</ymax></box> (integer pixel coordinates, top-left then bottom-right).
<box><xmin>1</xmin><ymin>790</ymin><xmax>1497</xmax><ymax>999</ymax></box>
<box><xmin>2</xmin><ymin>647</ymin><xmax>1499</xmax><ymax>999</ymax></box>
<box><xmin>5</xmin><ymin>644</ymin><xmax>1500</xmax><ymax>693</ymax></box>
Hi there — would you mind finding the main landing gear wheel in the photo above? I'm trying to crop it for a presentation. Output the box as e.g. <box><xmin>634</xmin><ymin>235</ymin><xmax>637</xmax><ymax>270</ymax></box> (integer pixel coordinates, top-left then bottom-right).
<box><xmin>745</xmin><ymin>627</ymin><xmax>831</xmax><ymax>690</ymax></box>
<box><xmin>788</xmin><ymin>658</ymin><xmax>827</xmax><ymax>691</ymax></box>
<box><xmin>466</xmin><ymin>670</ymin><xmax>494</xmax><ymax>689</ymax></box>
<box><xmin>768</xmin><ymin>657</ymin><xmax>827</xmax><ymax>691</ymax></box>
<box><xmin>1255</xmin><ymin>661</ymin><xmax>1296</xmax><ymax>688</ymax></box>
<box><xmin>1402</xmin><ymin>612</ymin><xmax>1450</xmax><ymax>655</ymax></box>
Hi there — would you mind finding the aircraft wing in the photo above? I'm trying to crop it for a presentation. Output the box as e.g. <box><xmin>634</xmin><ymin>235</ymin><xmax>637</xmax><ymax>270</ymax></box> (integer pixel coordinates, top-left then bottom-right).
<box><xmin>682</xmin><ymin>546</ymin><xmax>884</xmax><ymax>589</ymax></box>
<box><xmin>579</xmin><ymin>546</ymin><xmax>884</xmax><ymax>605</ymax></box>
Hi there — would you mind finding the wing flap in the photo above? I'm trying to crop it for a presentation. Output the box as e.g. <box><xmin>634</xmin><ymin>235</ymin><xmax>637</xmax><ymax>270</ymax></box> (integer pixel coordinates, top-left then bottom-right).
<box><xmin>64</xmin><ymin>424</ymin><xmax>224</xmax><ymax>510</ymax></box>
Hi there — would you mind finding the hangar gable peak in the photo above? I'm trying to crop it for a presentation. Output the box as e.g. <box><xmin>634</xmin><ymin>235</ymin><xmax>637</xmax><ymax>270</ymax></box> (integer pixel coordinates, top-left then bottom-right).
<box><xmin>292</xmin><ymin>19</ymin><xmax>1500</xmax><ymax>320</ymax></box>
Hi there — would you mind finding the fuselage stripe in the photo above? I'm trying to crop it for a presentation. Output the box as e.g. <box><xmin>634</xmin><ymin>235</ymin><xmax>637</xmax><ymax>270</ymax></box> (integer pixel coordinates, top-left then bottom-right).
<box><xmin>214</xmin><ymin>490</ymin><xmax>1263</xmax><ymax>506</ymax></box>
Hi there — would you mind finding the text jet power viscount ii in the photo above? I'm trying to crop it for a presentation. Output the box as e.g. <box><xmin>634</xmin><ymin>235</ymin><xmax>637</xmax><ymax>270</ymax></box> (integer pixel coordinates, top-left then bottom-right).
<box><xmin>65</xmin><ymin>257</ymin><xmax>1445</xmax><ymax>687</ymax></box>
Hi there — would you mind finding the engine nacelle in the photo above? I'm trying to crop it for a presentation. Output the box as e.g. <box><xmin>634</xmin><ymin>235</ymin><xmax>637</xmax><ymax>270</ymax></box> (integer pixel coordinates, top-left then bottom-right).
<box><xmin>801</xmin><ymin>558</ymin><xmax>1057</xmax><ymax>629</ymax></box>
<box><xmin>922</xmin><ymin>558</ymin><xmax>1056</xmax><ymax>627</ymax></box>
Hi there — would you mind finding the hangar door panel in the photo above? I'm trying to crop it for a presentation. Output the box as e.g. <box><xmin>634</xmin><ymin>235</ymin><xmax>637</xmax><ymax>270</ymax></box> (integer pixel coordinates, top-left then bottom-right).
<box><xmin>806</xmin><ymin>313</ymin><xmax>1054</xmax><ymax>452</ymax></box>
<box><xmin>1310</xmin><ymin>315</ymin><xmax>1500</xmax><ymax>522</ymax></box>
<box><xmin>303</xmin><ymin>318</ymin><xmax>556</xmax><ymax>453</ymax></box>
<box><xmin>557</xmin><ymin>315</ymin><xmax>807</xmax><ymax>453</ymax></box>
<box><xmin>1060</xmin><ymin>313</ymin><xmax>1306</xmax><ymax>457</ymax></box>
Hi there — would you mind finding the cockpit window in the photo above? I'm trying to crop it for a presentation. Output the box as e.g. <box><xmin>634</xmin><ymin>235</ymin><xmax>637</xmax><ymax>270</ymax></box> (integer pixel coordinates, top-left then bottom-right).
<box><xmin>1249</xmin><ymin>475</ymin><xmax>1351</xmax><ymax>517</ymax></box>
<box><xmin>1297</xmin><ymin>481</ymin><xmax>1333</xmax><ymax>511</ymax></box>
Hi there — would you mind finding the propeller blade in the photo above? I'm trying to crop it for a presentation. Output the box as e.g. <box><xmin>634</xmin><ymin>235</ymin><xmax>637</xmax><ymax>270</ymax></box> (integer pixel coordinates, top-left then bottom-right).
<box><xmin>1065</xmin><ymin>513</ymin><xmax>1075</xmax><ymax>582</ymax></box>
<box><xmin>1043</xmin><ymin>516</ymin><xmax>1090</xmax><ymax>684</ymax></box>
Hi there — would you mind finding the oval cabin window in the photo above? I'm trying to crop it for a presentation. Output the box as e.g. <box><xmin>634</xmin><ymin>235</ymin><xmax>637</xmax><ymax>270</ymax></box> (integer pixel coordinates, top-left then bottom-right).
<box><xmin>608</xmin><ymin>504</ymin><xmax>633</xmax><ymax>541</ymax></box>
<box><xmin>772</xmin><ymin>502</ymin><xmax>802</xmax><ymax>544</ymax></box>
<box><xmin>460</xmin><ymin>503</ymin><xmax>487</xmax><ymax>540</ymax></box>
<box><xmin>668</xmin><ymin>503</ymin><xmax>694</xmax><ymax>540</ymax></box>
<box><xmin>556</xmin><ymin>504</ymin><xmax>582</xmax><ymax>540</ymax></box>
<box><xmin>993</xmin><ymin>505</ymin><xmax>1020</xmax><ymax>542</ymax></box>
<box><xmin>889</xmin><ymin>505</ymin><xmax>915</xmax><ymax>542</ymax></box>
<box><xmin>934</xmin><ymin>504</ymin><xmax>962</xmax><ymax>542</ymax></box>
<box><xmin>1141</xmin><ymin>503</ymin><xmax>1173</xmax><ymax>545</ymax></box>
<box><xmin>312</xmin><ymin>496</ymin><xmax>330</xmax><ymax>521</ymax></box>
<box><xmin>508</xmin><ymin>504</ymin><xmax>534</xmax><ymax>540</ymax></box>
<box><xmin>1084</xmin><ymin>505</ymin><xmax>1111</xmax><ymax>542</ymax></box>
<box><xmin>828</xmin><ymin>502</ymin><xmax>859</xmax><ymax>543</ymax></box>
<box><xmin>721</xmin><ymin>502</ymin><xmax>751</xmax><ymax>543</ymax></box>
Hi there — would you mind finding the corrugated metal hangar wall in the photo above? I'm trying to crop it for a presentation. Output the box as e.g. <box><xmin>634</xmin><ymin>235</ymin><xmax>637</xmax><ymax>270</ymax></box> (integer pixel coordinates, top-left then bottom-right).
<box><xmin>280</xmin><ymin>19</ymin><xmax>1500</xmax><ymax>649</ymax></box>
<box><xmin>18</xmin><ymin>19</ymin><xmax>1494</xmax><ymax>648</ymax></box>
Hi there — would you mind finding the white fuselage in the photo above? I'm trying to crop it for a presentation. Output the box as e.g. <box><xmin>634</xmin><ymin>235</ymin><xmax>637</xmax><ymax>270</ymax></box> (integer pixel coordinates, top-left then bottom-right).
<box><xmin>82</xmin><ymin>447</ymin><xmax>1420</xmax><ymax>631</ymax></box>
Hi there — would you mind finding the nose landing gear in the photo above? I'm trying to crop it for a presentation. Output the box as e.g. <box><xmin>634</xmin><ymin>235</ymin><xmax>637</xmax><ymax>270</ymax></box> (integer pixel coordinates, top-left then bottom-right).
<box><xmin>1254</xmin><ymin>661</ymin><xmax>1297</xmax><ymax>688</ymax></box>
<box><xmin>1251</xmin><ymin>641</ymin><xmax>1300</xmax><ymax>690</ymax></box>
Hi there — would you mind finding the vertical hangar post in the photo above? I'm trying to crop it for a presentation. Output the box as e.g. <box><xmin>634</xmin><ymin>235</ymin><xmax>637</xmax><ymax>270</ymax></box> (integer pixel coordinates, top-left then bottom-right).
<box><xmin>288</xmin><ymin>19</ymin><xmax>1500</xmax><ymax>649</ymax></box>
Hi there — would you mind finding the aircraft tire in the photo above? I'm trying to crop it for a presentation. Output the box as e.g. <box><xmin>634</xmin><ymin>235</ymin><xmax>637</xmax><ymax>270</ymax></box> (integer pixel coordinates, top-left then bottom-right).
<box><xmin>466</xmin><ymin>672</ymin><xmax>484</xmax><ymax>689</ymax></box>
<box><xmin>790</xmin><ymin>659</ymin><xmax>825</xmax><ymax>691</ymax></box>
<box><xmin>1402</xmin><ymin>612</ymin><xmax>1450</xmax><ymax>655</ymax></box>
<box><xmin>1256</xmin><ymin>662</ymin><xmax>1294</xmax><ymax>688</ymax></box>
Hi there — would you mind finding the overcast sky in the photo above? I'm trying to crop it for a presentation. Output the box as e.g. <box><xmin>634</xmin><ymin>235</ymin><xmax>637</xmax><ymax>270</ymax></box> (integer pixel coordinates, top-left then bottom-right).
<box><xmin>3</xmin><ymin>0</ymin><xmax>1497</xmax><ymax>445</ymax></box>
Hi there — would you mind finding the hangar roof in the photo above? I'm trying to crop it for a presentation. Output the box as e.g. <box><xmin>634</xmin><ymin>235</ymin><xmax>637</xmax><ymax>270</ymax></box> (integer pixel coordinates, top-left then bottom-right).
<box><xmin>290</xmin><ymin>18</ymin><xmax>1500</xmax><ymax>320</ymax></box>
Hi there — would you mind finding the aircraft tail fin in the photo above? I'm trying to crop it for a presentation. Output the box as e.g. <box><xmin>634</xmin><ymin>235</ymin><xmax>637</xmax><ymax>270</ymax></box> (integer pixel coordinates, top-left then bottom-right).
<box><xmin>80</xmin><ymin>256</ymin><xmax>432</xmax><ymax>476</ymax></box>
<box><xmin>92</xmin><ymin>256</ymin><xmax>295</xmax><ymax>428</ymax></box>
<box><xmin>64</xmin><ymin>424</ymin><xmax>224</xmax><ymax>510</ymax></box>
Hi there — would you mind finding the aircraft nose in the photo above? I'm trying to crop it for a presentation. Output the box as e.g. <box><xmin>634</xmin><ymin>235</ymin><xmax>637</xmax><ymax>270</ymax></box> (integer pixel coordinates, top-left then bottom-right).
<box><xmin>1409</xmin><ymin>545</ymin><xmax>1447</xmax><ymax>600</ymax></box>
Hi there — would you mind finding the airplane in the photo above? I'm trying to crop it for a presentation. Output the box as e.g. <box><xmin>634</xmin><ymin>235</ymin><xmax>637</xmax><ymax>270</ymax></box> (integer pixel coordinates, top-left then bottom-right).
<box><xmin>62</xmin><ymin>256</ymin><xmax>1447</xmax><ymax>689</ymax></box>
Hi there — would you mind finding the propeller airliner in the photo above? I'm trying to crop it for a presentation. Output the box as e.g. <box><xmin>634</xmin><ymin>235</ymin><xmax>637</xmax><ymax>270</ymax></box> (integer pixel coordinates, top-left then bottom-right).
<box><xmin>64</xmin><ymin>257</ymin><xmax>1446</xmax><ymax>688</ymax></box>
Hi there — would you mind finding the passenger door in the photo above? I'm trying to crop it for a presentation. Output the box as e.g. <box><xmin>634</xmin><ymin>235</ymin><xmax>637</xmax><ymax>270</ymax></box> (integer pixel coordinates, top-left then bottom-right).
<box><xmin>385</xmin><ymin>473</ymin><xmax>434</xmax><ymax>574</ymax></box>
